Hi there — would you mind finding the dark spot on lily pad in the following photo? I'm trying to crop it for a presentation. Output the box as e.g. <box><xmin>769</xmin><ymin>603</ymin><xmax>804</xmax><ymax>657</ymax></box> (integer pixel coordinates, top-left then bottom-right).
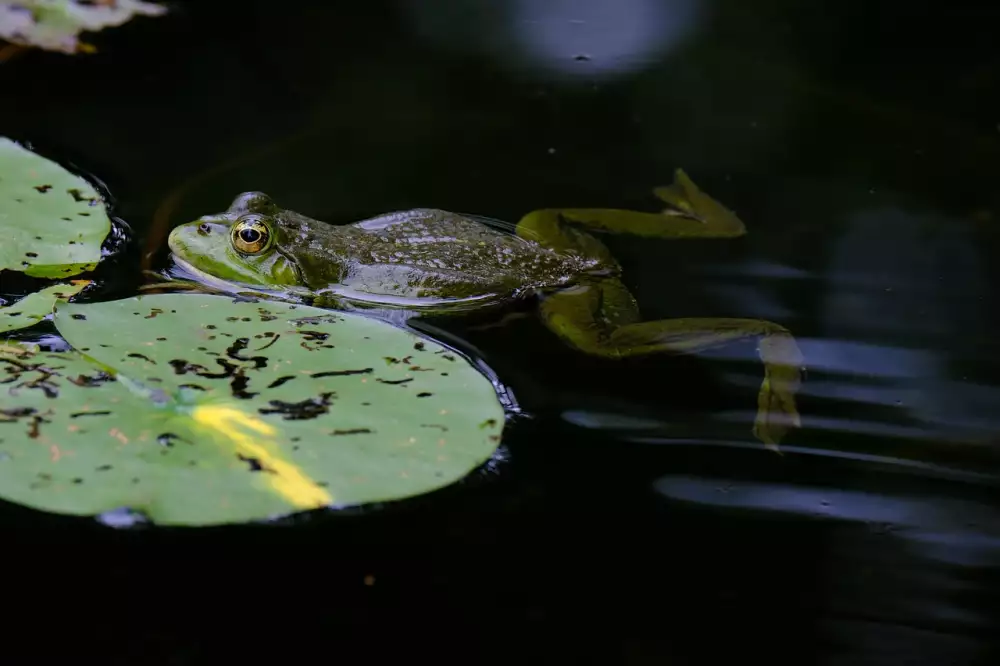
<box><xmin>225</xmin><ymin>337</ymin><xmax>268</xmax><ymax>369</ymax></box>
<box><xmin>33</xmin><ymin>184</ymin><xmax>52</xmax><ymax>193</ymax></box>
<box><xmin>230</xmin><ymin>369</ymin><xmax>257</xmax><ymax>400</ymax></box>
<box><xmin>157</xmin><ymin>433</ymin><xmax>185</xmax><ymax>447</ymax></box>
<box><xmin>127</xmin><ymin>352</ymin><xmax>156</xmax><ymax>364</ymax></box>
<box><xmin>237</xmin><ymin>454</ymin><xmax>275</xmax><ymax>473</ymax></box>
<box><xmin>255</xmin><ymin>334</ymin><xmax>280</xmax><ymax>351</ymax></box>
<box><xmin>267</xmin><ymin>375</ymin><xmax>295</xmax><ymax>389</ymax></box>
<box><xmin>376</xmin><ymin>377</ymin><xmax>413</xmax><ymax>386</ymax></box>
<box><xmin>259</xmin><ymin>392</ymin><xmax>334</xmax><ymax>420</ymax></box>
<box><xmin>416</xmin><ymin>392</ymin><xmax>433</xmax><ymax>398</ymax></box>
<box><xmin>68</xmin><ymin>372</ymin><xmax>112</xmax><ymax>387</ymax></box>
<box><xmin>0</xmin><ymin>407</ymin><xmax>36</xmax><ymax>419</ymax></box>
<box><xmin>70</xmin><ymin>410</ymin><xmax>112</xmax><ymax>418</ymax></box>
<box><xmin>311</xmin><ymin>368</ymin><xmax>372</xmax><ymax>378</ymax></box>
<box><xmin>24</xmin><ymin>252</ymin><xmax>37</xmax><ymax>258</ymax></box>
<box><xmin>331</xmin><ymin>428</ymin><xmax>373</xmax><ymax>436</ymax></box>
<box><xmin>71</xmin><ymin>313</ymin><xmax>86</xmax><ymax>320</ymax></box>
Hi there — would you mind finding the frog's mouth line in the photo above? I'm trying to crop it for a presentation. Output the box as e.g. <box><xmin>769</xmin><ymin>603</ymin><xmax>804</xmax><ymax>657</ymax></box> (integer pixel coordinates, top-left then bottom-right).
<box><xmin>168</xmin><ymin>254</ymin><xmax>303</xmax><ymax>301</ymax></box>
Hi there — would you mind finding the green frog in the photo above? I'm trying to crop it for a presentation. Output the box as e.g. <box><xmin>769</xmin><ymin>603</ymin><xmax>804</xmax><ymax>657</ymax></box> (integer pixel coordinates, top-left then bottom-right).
<box><xmin>167</xmin><ymin>169</ymin><xmax>803</xmax><ymax>449</ymax></box>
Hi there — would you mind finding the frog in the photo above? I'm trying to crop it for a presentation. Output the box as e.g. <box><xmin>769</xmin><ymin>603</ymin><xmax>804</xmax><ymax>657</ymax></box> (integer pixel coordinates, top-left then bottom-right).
<box><xmin>166</xmin><ymin>169</ymin><xmax>803</xmax><ymax>449</ymax></box>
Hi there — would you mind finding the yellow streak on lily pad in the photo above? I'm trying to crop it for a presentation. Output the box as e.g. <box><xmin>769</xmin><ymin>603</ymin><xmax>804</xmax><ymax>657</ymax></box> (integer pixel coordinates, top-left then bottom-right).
<box><xmin>190</xmin><ymin>404</ymin><xmax>332</xmax><ymax>509</ymax></box>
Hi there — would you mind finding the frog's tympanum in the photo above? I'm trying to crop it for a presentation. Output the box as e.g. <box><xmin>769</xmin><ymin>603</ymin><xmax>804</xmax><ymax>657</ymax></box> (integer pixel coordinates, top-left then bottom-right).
<box><xmin>167</xmin><ymin>169</ymin><xmax>803</xmax><ymax>449</ymax></box>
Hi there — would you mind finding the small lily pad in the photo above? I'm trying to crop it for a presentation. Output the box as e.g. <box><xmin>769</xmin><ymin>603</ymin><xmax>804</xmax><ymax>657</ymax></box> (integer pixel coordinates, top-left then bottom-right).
<box><xmin>0</xmin><ymin>137</ymin><xmax>111</xmax><ymax>278</ymax></box>
<box><xmin>0</xmin><ymin>0</ymin><xmax>166</xmax><ymax>54</ymax></box>
<box><xmin>0</xmin><ymin>293</ymin><xmax>505</xmax><ymax>526</ymax></box>
<box><xmin>0</xmin><ymin>280</ymin><xmax>89</xmax><ymax>333</ymax></box>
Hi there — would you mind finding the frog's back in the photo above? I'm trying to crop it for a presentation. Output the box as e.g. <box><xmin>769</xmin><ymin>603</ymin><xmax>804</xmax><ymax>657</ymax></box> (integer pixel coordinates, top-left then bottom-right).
<box><xmin>305</xmin><ymin>208</ymin><xmax>612</xmax><ymax>307</ymax></box>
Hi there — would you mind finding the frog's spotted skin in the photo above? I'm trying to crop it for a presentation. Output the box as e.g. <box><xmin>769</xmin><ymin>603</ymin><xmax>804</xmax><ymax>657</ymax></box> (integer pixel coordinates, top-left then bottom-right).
<box><xmin>167</xmin><ymin>169</ymin><xmax>804</xmax><ymax>450</ymax></box>
<box><xmin>278</xmin><ymin>207</ymin><xmax>612</xmax><ymax>305</ymax></box>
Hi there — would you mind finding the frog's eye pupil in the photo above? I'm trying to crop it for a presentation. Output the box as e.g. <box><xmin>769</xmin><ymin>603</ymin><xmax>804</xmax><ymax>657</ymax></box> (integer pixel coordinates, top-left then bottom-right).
<box><xmin>239</xmin><ymin>228</ymin><xmax>261</xmax><ymax>244</ymax></box>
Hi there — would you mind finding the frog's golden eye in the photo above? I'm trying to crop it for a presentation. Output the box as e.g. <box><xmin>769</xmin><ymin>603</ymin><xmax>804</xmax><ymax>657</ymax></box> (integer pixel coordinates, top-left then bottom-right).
<box><xmin>231</xmin><ymin>214</ymin><xmax>274</xmax><ymax>255</ymax></box>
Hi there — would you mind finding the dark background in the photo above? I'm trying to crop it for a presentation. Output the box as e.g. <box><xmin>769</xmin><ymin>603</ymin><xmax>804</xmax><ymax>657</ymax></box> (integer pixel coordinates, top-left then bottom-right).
<box><xmin>2</xmin><ymin>0</ymin><xmax>1000</xmax><ymax>663</ymax></box>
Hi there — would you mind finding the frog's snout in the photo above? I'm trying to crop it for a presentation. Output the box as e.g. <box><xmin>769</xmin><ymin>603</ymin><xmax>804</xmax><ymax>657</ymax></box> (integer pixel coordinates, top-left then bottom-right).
<box><xmin>168</xmin><ymin>219</ymin><xmax>227</xmax><ymax>253</ymax></box>
<box><xmin>166</xmin><ymin>224</ymin><xmax>184</xmax><ymax>253</ymax></box>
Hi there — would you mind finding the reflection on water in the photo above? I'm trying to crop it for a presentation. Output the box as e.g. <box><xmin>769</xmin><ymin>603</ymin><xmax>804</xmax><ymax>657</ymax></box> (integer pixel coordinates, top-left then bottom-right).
<box><xmin>403</xmin><ymin>0</ymin><xmax>702</xmax><ymax>80</ymax></box>
<box><xmin>655</xmin><ymin>474</ymin><xmax>1000</xmax><ymax>665</ymax></box>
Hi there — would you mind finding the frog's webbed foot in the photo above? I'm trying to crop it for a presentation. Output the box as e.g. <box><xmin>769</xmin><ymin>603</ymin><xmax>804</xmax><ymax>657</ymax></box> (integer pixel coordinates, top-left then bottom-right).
<box><xmin>539</xmin><ymin>279</ymin><xmax>804</xmax><ymax>450</ymax></box>
<box><xmin>650</xmin><ymin>168</ymin><xmax>747</xmax><ymax>236</ymax></box>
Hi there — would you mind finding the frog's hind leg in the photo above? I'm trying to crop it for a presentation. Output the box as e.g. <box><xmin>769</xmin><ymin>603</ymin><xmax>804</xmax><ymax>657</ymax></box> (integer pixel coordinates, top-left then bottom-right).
<box><xmin>539</xmin><ymin>278</ymin><xmax>803</xmax><ymax>450</ymax></box>
<box><xmin>516</xmin><ymin>169</ymin><xmax>747</xmax><ymax>253</ymax></box>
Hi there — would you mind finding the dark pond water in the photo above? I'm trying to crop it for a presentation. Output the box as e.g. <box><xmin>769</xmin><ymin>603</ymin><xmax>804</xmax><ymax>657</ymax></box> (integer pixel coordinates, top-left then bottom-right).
<box><xmin>3</xmin><ymin>0</ymin><xmax>1000</xmax><ymax>663</ymax></box>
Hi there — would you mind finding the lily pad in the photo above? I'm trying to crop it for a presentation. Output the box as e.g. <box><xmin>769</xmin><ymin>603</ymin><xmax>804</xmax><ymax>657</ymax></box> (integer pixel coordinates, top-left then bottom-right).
<box><xmin>0</xmin><ymin>137</ymin><xmax>111</xmax><ymax>278</ymax></box>
<box><xmin>0</xmin><ymin>0</ymin><xmax>166</xmax><ymax>54</ymax></box>
<box><xmin>0</xmin><ymin>280</ymin><xmax>89</xmax><ymax>333</ymax></box>
<box><xmin>0</xmin><ymin>293</ymin><xmax>506</xmax><ymax>526</ymax></box>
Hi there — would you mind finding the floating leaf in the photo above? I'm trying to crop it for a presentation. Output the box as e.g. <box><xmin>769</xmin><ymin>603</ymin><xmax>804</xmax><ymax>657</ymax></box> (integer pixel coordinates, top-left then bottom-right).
<box><xmin>0</xmin><ymin>280</ymin><xmax>89</xmax><ymax>333</ymax></box>
<box><xmin>0</xmin><ymin>0</ymin><xmax>166</xmax><ymax>54</ymax></box>
<box><xmin>0</xmin><ymin>138</ymin><xmax>111</xmax><ymax>277</ymax></box>
<box><xmin>0</xmin><ymin>294</ymin><xmax>505</xmax><ymax>526</ymax></box>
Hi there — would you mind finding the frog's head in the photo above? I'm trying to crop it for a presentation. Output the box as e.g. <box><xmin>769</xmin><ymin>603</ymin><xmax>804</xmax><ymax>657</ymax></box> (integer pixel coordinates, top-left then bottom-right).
<box><xmin>167</xmin><ymin>192</ymin><xmax>307</xmax><ymax>291</ymax></box>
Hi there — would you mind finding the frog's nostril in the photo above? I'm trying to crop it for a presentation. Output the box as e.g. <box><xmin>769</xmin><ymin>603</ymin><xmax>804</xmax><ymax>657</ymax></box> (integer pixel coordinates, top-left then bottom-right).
<box><xmin>198</xmin><ymin>223</ymin><xmax>211</xmax><ymax>235</ymax></box>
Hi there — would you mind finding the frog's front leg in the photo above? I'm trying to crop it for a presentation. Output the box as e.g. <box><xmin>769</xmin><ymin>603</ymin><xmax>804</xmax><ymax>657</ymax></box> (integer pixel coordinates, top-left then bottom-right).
<box><xmin>539</xmin><ymin>278</ymin><xmax>803</xmax><ymax>450</ymax></box>
<box><xmin>516</xmin><ymin>169</ymin><xmax>746</xmax><ymax>253</ymax></box>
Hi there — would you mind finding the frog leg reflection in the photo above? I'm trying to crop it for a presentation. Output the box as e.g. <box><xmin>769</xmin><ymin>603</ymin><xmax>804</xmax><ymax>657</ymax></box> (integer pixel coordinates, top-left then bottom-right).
<box><xmin>538</xmin><ymin>279</ymin><xmax>803</xmax><ymax>450</ymax></box>
<box><xmin>516</xmin><ymin>169</ymin><xmax>746</xmax><ymax>252</ymax></box>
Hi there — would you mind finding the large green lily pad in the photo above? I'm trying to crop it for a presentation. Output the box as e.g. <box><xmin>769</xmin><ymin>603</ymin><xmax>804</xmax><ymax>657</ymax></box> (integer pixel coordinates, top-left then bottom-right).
<box><xmin>0</xmin><ymin>280</ymin><xmax>89</xmax><ymax>333</ymax></box>
<box><xmin>0</xmin><ymin>137</ymin><xmax>111</xmax><ymax>278</ymax></box>
<box><xmin>0</xmin><ymin>293</ymin><xmax>505</xmax><ymax>526</ymax></box>
<box><xmin>0</xmin><ymin>0</ymin><xmax>166</xmax><ymax>53</ymax></box>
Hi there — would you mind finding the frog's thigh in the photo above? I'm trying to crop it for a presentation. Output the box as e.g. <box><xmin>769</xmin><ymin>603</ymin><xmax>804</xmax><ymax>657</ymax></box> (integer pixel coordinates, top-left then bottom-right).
<box><xmin>516</xmin><ymin>208</ymin><xmax>616</xmax><ymax>262</ymax></box>
<box><xmin>537</xmin><ymin>279</ymin><xmax>641</xmax><ymax>350</ymax></box>
<box><xmin>538</xmin><ymin>279</ymin><xmax>803</xmax><ymax>448</ymax></box>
